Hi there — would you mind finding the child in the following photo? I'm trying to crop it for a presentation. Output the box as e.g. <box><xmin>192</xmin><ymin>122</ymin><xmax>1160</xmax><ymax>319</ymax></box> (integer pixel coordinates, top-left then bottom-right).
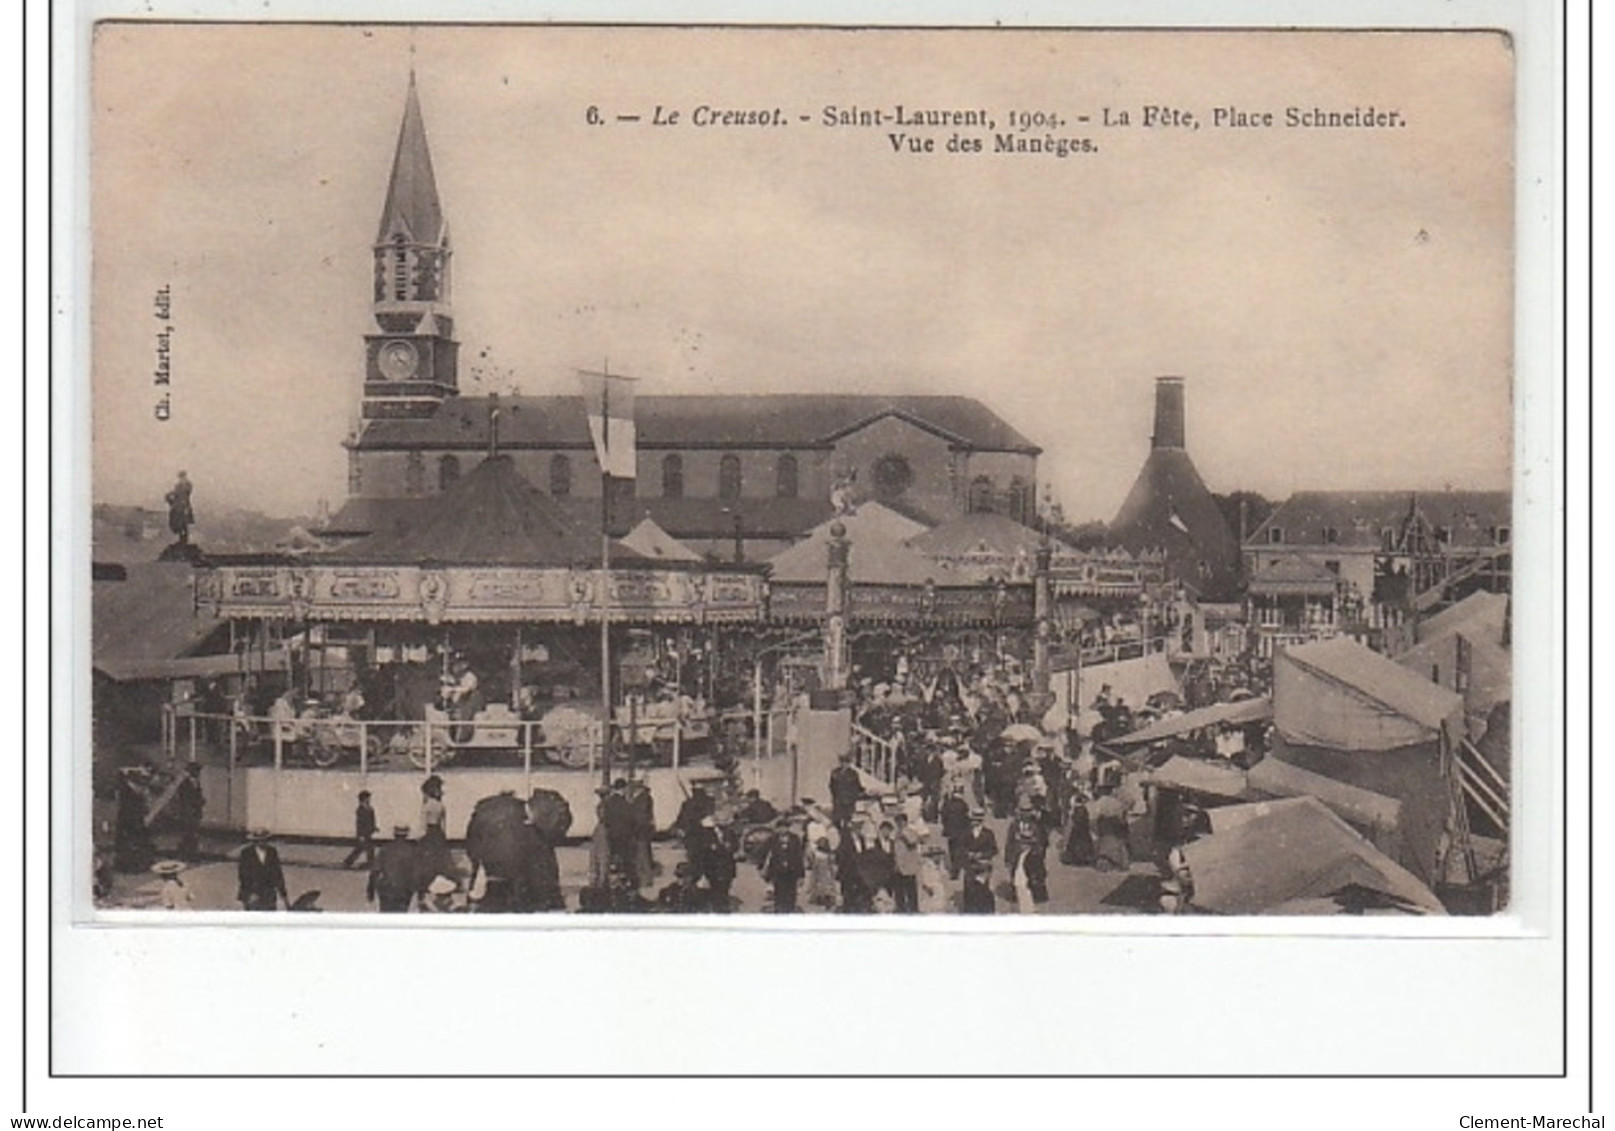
<box><xmin>342</xmin><ymin>789</ymin><xmax>378</xmax><ymax>870</ymax></box>
<box><xmin>153</xmin><ymin>860</ymin><xmax>194</xmax><ymax>911</ymax></box>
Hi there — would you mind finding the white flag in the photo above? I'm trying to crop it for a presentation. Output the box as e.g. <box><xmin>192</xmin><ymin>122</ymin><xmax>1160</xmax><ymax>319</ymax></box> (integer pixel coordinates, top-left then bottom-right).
<box><xmin>577</xmin><ymin>370</ymin><xmax>637</xmax><ymax>479</ymax></box>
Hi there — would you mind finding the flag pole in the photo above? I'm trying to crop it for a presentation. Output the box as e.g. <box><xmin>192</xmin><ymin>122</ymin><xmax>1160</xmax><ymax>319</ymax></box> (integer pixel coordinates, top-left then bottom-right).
<box><xmin>600</xmin><ymin>361</ymin><xmax>613</xmax><ymax>788</ymax></box>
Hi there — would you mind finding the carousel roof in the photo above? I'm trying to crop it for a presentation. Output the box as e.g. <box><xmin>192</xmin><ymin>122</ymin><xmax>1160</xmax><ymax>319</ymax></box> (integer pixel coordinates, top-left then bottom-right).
<box><xmin>619</xmin><ymin>517</ymin><xmax>703</xmax><ymax>562</ymax></box>
<box><xmin>767</xmin><ymin>502</ymin><xmax>938</xmax><ymax>586</ymax></box>
<box><xmin>907</xmin><ymin>512</ymin><xmax>1073</xmax><ymax>560</ymax></box>
<box><xmin>326</xmin><ymin>454</ymin><xmax>648</xmax><ymax>568</ymax></box>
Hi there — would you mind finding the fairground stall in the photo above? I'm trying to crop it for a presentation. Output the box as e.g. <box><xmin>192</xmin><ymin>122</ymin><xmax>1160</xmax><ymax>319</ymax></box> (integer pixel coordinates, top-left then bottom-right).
<box><xmin>183</xmin><ymin>455</ymin><xmax>770</xmax><ymax>838</ymax></box>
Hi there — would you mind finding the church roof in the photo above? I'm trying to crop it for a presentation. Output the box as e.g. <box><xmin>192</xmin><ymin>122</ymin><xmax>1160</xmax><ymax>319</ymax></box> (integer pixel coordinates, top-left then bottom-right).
<box><xmin>1108</xmin><ymin>447</ymin><xmax>1241</xmax><ymax>598</ymax></box>
<box><xmin>377</xmin><ymin>73</ymin><xmax>446</xmax><ymax>245</ymax></box>
<box><xmin>327</xmin><ymin>455</ymin><xmax>642</xmax><ymax>568</ymax></box>
<box><xmin>353</xmin><ymin>394</ymin><xmax>1040</xmax><ymax>454</ymax></box>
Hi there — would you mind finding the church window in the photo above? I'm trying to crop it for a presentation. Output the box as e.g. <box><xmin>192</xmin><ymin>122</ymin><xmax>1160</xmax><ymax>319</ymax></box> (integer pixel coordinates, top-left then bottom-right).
<box><xmin>662</xmin><ymin>454</ymin><xmax>684</xmax><ymax>499</ymax></box>
<box><xmin>776</xmin><ymin>454</ymin><xmax>799</xmax><ymax>499</ymax></box>
<box><xmin>1008</xmin><ymin>477</ymin><xmax>1033</xmax><ymax>525</ymax></box>
<box><xmin>392</xmin><ymin>234</ymin><xmax>409</xmax><ymax>301</ymax></box>
<box><xmin>438</xmin><ymin>454</ymin><xmax>460</xmax><ymax>492</ymax></box>
<box><xmin>719</xmin><ymin>454</ymin><xmax>742</xmax><ymax>501</ymax></box>
<box><xmin>404</xmin><ymin>451</ymin><xmax>425</xmax><ymax>496</ymax></box>
<box><xmin>968</xmin><ymin>475</ymin><xmax>995</xmax><ymax>514</ymax></box>
<box><xmin>550</xmin><ymin>454</ymin><xmax>572</xmax><ymax>498</ymax></box>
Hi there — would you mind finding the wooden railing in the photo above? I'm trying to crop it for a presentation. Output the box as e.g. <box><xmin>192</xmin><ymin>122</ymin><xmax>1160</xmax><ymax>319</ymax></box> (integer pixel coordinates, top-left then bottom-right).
<box><xmin>1455</xmin><ymin>736</ymin><xmax>1509</xmax><ymax>836</ymax></box>
<box><xmin>850</xmin><ymin>723</ymin><xmax>900</xmax><ymax>787</ymax></box>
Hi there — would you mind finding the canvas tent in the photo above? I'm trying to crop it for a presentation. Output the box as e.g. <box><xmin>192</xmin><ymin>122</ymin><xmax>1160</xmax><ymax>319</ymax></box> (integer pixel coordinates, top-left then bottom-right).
<box><xmin>1416</xmin><ymin>590</ymin><xmax>1509</xmax><ymax>648</ymax></box>
<box><xmin>1246</xmin><ymin>754</ymin><xmax>1402</xmax><ymax>857</ymax></box>
<box><xmin>1112</xmin><ymin>696</ymin><xmax>1272</xmax><ymax>746</ymax></box>
<box><xmin>1274</xmin><ymin>637</ymin><xmax>1465</xmax><ymax>752</ymax></box>
<box><xmin>767</xmin><ymin>502</ymin><xmax>935</xmax><ymax>586</ymax></box>
<box><xmin>1184</xmin><ymin>796</ymin><xmax>1444</xmax><ymax>915</ymax></box>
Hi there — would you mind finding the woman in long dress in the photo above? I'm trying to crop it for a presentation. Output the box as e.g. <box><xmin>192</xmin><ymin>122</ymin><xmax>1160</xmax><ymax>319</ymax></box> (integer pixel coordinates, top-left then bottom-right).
<box><xmin>1062</xmin><ymin>797</ymin><xmax>1096</xmax><ymax>866</ymax></box>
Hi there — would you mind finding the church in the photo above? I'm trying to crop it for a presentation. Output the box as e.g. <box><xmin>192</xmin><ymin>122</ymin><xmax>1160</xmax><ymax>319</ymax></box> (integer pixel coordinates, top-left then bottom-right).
<box><xmin>328</xmin><ymin>76</ymin><xmax>1043</xmax><ymax>562</ymax></box>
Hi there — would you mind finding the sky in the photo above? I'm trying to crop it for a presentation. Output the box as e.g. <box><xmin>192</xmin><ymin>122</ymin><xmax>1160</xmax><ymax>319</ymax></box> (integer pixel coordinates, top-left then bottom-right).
<box><xmin>90</xmin><ymin>24</ymin><xmax>1515</xmax><ymax>522</ymax></box>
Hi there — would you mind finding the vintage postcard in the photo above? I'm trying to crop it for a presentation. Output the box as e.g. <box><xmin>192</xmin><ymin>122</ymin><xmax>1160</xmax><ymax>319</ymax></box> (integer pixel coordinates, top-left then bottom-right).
<box><xmin>84</xmin><ymin>22</ymin><xmax>1521</xmax><ymax>928</ymax></box>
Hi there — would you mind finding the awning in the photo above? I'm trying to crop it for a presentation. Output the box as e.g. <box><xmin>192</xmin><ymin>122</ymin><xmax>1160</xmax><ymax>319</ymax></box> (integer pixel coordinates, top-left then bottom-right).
<box><xmin>1111</xmin><ymin>696</ymin><xmax>1272</xmax><ymax>746</ymax></box>
<box><xmin>1143</xmin><ymin>755</ymin><xmax>1253</xmax><ymax>800</ymax></box>
<box><xmin>1246</xmin><ymin>755</ymin><xmax>1402</xmax><ymax>835</ymax></box>
<box><xmin>96</xmin><ymin>648</ymin><xmax>294</xmax><ymax>684</ymax></box>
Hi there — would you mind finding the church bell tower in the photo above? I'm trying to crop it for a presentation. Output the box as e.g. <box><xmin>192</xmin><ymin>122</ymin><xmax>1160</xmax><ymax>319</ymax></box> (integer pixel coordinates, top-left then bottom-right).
<box><xmin>362</xmin><ymin>72</ymin><xmax>458</xmax><ymax>419</ymax></box>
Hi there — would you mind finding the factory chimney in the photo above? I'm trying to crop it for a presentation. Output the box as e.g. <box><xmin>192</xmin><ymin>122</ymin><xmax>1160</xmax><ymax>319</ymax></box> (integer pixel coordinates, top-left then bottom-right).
<box><xmin>1151</xmin><ymin>376</ymin><xmax>1186</xmax><ymax>451</ymax></box>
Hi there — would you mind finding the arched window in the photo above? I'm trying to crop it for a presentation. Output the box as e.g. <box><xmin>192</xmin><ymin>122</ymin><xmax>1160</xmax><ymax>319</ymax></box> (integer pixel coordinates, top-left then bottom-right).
<box><xmin>392</xmin><ymin>233</ymin><xmax>410</xmax><ymax>301</ymax></box>
<box><xmin>662</xmin><ymin>453</ymin><xmax>684</xmax><ymax>499</ymax></box>
<box><xmin>438</xmin><ymin>454</ymin><xmax>461</xmax><ymax>492</ymax></box>
<box><xmin>719</xmin><ymin>454</ymin><xmax>742</xmax><ymax>501</ymax></box>
<box><xmin>1008</xmin><ymin>477</ymin><xmax>1032</xmax><ymax>525</ymax></box>
<box><xmin>404</xmin><ymin>451</ymin><xmax>426</xmax><ymax>496</ymax></box>
<box><xmin>968</xmin><ymin>475</ymin><xmax>995</xmax><ymax>514</ymax></box>
<box><xmin>549</xmin><ymin>453</ymin><xmax>572</xmax><ymax>498</ymax></box>
<box><xmin>775</xmin><ymin>453</ymin><xmax>799</xmax><ymax>499</ymax></box>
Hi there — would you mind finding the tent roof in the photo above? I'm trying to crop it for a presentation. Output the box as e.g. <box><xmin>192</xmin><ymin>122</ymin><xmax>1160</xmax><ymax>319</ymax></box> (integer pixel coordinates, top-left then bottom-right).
<box><xmin>1108</xmin><ymin>447</ymin><xmax>1241</xmax><ymax>598</ymax></box>
<box><xmin>1144</xmin><ymin>755</ymin><xmax>1254</xmax><ymax>800</ymax></box>
<box><xmin>618</xmin><ymin>517</ymin><xmax>702</xmax><ymax>562</ymax></box>
<box><xmin>327</xmin><ymin>455</ymin><xmax>645</xmax><ymax>568</ymax></box>
<box><xmin>1184</xmin><ymin>796</ymin><xmax>1444</xmax><ymax>914</ymax></box>
<box><xmin>1246</xmin><ymin>755</ymin><xmax>1402</xmax><ymax>833</ymax></box>
<box><xmin>767</xmin><ymin>502</ymin><xmax>938</xmax><ymax>586</ymax></box>
<box><xmin>1113</xmin><ymin>697</ymin><xmax>1273</xmax><ymax>746</ymax></box>
<box><xmin>1417</xmin><ymin>590</ymin><xmax>1510</xmax><ymax>647</ymax></box>
<box><xmin>94</xmin><ymin>562</ymin><xmax>226</xmax><ymax>681</ymax></box>
<box><xmin>1280</xmin><ymin>637</ymin><xmax>1464</xmax><ymax>733</ymax></box>
<box><xmin>908</xmin><ymin>512</ymin><xmax>1071</xmax><ymax>560</ymax></box>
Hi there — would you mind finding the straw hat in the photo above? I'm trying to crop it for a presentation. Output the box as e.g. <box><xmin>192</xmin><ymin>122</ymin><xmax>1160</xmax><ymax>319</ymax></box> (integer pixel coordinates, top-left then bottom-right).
<box><xmin>151</xmin><ymin>860</ymin><xmax>185</xmax><ymax>877</ymax></box>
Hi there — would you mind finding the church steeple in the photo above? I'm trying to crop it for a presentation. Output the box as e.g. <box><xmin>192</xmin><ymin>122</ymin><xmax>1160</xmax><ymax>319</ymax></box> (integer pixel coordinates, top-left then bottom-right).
<box><xmin>363</xmin><ymin>71</ymin><xmax>458</xmax><ymax>420</ymax></box>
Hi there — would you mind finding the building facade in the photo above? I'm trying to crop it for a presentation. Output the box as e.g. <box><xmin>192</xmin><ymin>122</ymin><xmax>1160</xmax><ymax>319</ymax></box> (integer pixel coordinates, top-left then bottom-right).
<box><xmin>329</xmin><ymin>79</ymin><xmax>1041</xmax><ymax>560</ymax></box>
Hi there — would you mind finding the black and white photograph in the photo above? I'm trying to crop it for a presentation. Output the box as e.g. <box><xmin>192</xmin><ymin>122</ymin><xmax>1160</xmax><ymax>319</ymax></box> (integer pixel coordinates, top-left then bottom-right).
<box><xmin>38</xmin><ymin>6</ymin><xmax>1584</xmax><ymax>1100</ymax></box>
<box><xmin>86</xmin><ymin>23</ymin><xmax>1517</xmax><ymax>924</ymax></box>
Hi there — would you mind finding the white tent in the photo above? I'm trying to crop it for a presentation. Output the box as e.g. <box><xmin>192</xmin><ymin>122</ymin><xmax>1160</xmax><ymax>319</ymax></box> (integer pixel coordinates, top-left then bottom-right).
<box><xmin>619</xmin><ymin>517</ymin><xmax>702</xmax><ymax>562</ymax></box>
<box><xmin>1274</xmin><ymin>637</ymin><xmax>1465</xmax><ymax>752</ymax></box>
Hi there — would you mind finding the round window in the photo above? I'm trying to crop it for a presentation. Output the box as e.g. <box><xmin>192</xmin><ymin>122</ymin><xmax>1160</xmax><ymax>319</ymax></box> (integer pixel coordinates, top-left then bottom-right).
<box><xmin>872</xmin><ymin>454</ymin><xmax>914</xmax><ymax>499</ymax></box>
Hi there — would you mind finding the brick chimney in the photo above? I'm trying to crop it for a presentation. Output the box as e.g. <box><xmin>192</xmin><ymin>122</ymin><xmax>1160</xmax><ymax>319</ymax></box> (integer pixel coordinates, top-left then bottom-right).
<box><xmin>1152</xmin><ymin>376</ymin><xmax>1186</xmax><ymax>450</ymax></box>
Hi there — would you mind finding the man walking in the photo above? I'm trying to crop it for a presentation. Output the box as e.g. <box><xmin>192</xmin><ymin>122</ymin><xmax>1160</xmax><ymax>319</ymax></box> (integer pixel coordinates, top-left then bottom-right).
<box><xmin>237</xmin><ymin>828</ymin><xmax>289</xmax><ymax>912</ymax></box>
<box><xmin>760</xmin><ymin>813</ymin><xmax>807</xmax><ymax>913</ymax></box>
<box><xmin>368</xmin><ymin>825</ymin><xmax>418</xmax><ymax>913</ymax></box>
<box><xmin>172</xmin><ymin>763</ymin><xmax>205</xmax><ymax>861</ymax></box>
<box><xmin>829</xmin><ymin>752</ymin><xmax>862</xmax><ymax>827</ymax></box>
<box><xmin>342</xmin><ymin>789</ymin><xmax>378</xmax><ymax>870</ymax></box>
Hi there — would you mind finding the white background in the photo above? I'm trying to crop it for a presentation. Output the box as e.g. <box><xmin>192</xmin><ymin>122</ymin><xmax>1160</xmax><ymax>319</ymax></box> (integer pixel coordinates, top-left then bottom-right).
<box><xmin>20</xmin><ymin>0</ymin><xmax>1596</xmax><ymax>1126</ymax></box>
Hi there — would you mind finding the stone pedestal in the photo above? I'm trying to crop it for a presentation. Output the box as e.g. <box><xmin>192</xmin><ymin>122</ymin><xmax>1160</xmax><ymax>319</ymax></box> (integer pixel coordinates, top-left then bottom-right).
<box><xmin>794</xmin><ymin>707</ymin><xmax>852</xmax><ymax>806</ymax></box>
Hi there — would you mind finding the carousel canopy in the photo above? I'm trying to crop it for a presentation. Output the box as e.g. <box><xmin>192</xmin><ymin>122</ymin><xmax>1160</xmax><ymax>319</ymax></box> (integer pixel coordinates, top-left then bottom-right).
<box><xmin>768</xmin><ymin>502</ymin><xmax>937</xmax><ymax>586</ymax></box>
<box><xmin>328</xmin><ymin>455</ymin><xmax>647</xmax><ymax>568</ymax></box>
<box><xmin>619</xmin><ymin>516</ymin><xmax>703</xmax><ymax>563</ymax></box>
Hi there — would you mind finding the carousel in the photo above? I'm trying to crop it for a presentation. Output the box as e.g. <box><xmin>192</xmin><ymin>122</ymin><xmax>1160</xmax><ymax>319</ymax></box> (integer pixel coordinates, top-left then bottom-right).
<box><xmin>184</xmin><ymin>455</ymin><xmax>770</xmax><ymax>839</ymax></box>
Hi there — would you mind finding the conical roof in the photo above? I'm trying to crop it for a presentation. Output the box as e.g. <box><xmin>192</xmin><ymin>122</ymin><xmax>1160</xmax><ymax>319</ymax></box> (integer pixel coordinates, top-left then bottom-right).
<box><xmin>1109</xmin><ymin>447</ymin><xmax>1241</xmax><ymax>598</ymax></box>
<box><xmin>377</xmin><ymin>73</ymin><xmax>445</xmax><ymax>244</ymax></box>
<box><xmin>619</xmin><ymin>517</ymin><xmax>702</xmax><ymax>562</ymax></box>
<box><xmin>330</xmin><ymin>455</ymin><xmax>637</xmax><ymax>568</ymax></box>
<box><xmin>768</xmin><ymin>503</ymin><xmax>937</xmax><ymax>586</ymax></box>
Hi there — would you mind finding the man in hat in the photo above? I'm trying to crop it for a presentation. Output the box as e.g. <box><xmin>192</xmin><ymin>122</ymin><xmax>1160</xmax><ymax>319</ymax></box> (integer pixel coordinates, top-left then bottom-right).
<box><xmin>172</xmin><ymin>763</ymin><xmax>205</xmax><ymax>861</ymax></box>
<box><xmin>674</xmin><ymin>783</ymin><xmax>714</xmax><ymax>840</ymax></box>
<box><xmin>368</xmin><ymin>825</ymin><xmax>419</xmax><ymax>913</ymax></box>
<box><xmin>153</xmin><ymin>860</ymin><xmax>194</xmax><ymax>911</ymax></box>
<box><xmin>829</xmin><ymin>751</ymin><xmax>863</xmax><ymax>827</ymax></box>
<box><xmin>599</xmin><ymin>778</ymin><xmax>639</xmax><ymax>885</ymax></box>
<box><xmin>237</xmin><ymin>829</ymin><xmax>289</xmax><ymax>911</ymax></box>
<box><xmin>342</xmin><ymin>789</ymin><xmax>378</xmax><ymax>870</ymax></box>
<box><xmin>890</xmin><ymin>811</ymin><xmax>923</xmax><ymax>913</ymax></box>
<box><xmin>688</xmin><ymin>814</ymin><xmax>737</xmax><ymax>913</ymax></box>
<box><xmin>759</xmin><ymin>812</ymin><xmax>807</xmax><ymax>913</ymax></box>
<box><xmin>939</xmin><ymin>783</ymin><xmax>972</xmax><ymax>880</ymax></box>
<box><xmin>960</xmin><ymin>811</ymin><xmax>997</xmax><ymax>915</ymax></box>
